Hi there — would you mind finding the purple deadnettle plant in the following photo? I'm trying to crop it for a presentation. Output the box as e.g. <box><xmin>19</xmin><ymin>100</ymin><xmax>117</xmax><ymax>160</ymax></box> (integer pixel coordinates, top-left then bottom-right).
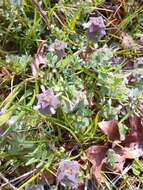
<box><xmin>57</xmin><ymin>160</ymin><xmax>80</xmax><ymax>189</ymax></box>
<box><xmin>34</xmin><ymin>85</ymin><xmax>60</xmax><ymax>115</ymax></box>
<box><xmin>48</xmin><ymin>39</ymin><xmax>67</xmax><ymax>58</ymax></box>
<box><xmin>83</xmin><ymin>16</ymin><xmax>106</xmax><ymax>40</ymax></box>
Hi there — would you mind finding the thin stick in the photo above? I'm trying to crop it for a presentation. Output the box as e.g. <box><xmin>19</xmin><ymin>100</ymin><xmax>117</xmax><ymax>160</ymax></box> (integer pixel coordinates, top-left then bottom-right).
<box><xmin>1</xmin><ymin>169</ymin><xmax>37</xmax><ymax>188</ymax></box>
<box><xmin>0</xmin><ymin>172</ymin><xmax>18</xmax><ymax>190</ymax></box>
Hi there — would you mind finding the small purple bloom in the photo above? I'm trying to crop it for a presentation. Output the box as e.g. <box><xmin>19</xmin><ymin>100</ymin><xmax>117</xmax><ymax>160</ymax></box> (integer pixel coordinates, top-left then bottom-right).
<box><xmin>110</xmin><ymin>56</ymin><xmax>125</xmax><ymax>65</ymax></box>
<box><xmin>0</xmin><ymin>108</ymin><xmax>6</xmax><ymax>116</ymax></box>
<box><xmin>48</xmin><ymin>39</ymin><xmax>67</xmax><ymax>58</ymax></box>
<box><xmin>137</xmin><ymin>57</ymin><xmax>143</xmax><ymax>65</ymax></box>
<box><xmin>25</xmin><ymin>184</ymin><xmax>44</xmax><ymax>190</ymax></box>
<box><xmin>106</xmin><ymin>4</ymin><xmax>119</xmax><ymax>12</ymax></box>
<box><xmin>34</xmin><ymin>86</ymin><xmax>60</xmax><ymax>115</ymax></box>
<box><xmin>83</xmin><ymin>16</ymin><xmax>106</xmax><ymax>40</ymax></box>
<box><xmin>57</xmin><ymin>160</ymin><xmax>80</xmax><ymax>188</ymax></box>
<box><xmin>139</xmin><ymin>35</ymin><xmax>143</xmax><ymax>44</ymax></box>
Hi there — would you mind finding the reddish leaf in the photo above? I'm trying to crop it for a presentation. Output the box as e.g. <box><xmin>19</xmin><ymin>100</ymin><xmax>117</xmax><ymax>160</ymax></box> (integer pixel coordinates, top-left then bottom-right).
<box><xmin>113</xmin><ymin>115</ymin><xmax>143</xmax><ymax>171</ymax></box>
<box><xmin>37</xmin><ymin>171</ymin><xmax>55</xmax><ymax>185</ymax></box>
<box><xmin>124</xmin><ymin>143</ymin><xmax>143</xmax><ymax>159</ymax></box>
<box><xmin>124</xmin><ymin>74</ymin><xmax>137</xmax><ymax>85</ymax></box>
<box><xmin>112</xmin><ymin>144</ymin><xmax>143</xmax><ymax>173</ymax></box>
<box><xmin>98</xmin><ymin>120</ymin><xmax>119</xmax><ymax>141</ymax></box>
<box><xmin>0</xmin><ymin>67</ymin><xmax>11</xmax><ymax>78</ymax></box>
<box><xmin>122</xmin><ymin>115</ymin><xmax>143</xmax><ymax>159</ymax></box>
<box><xmin>112</xmin><ymin>146</ymin><xmax>126</xmax><ymax>172</ymax></box>
<box><xmin>88</xmin><ymin>115</ymin><xmax>143</xmax><ymax>177</ymax></box>
<box><xmin>76</xmin><ymin>182</ymin><xmax>85</xmax><ymax>190</ymax></box>
<box><xmin>124</xmin><ymin>115</ymin><xmax>143</xmax><ymax>144</ymax></box>
<box><xmin>86</xmin><ymin>145</ymin><xmax>108</xmax><ymax>182</ymax></box>
<box><xmin>129</xmin><ymin>115</ymin><xmax>143</xmax><ymax>133</ymax></box>
<box><xmin>31</xmin><ymin>41</ymin><xmax>47</xmax><ymax>76</ymax></box>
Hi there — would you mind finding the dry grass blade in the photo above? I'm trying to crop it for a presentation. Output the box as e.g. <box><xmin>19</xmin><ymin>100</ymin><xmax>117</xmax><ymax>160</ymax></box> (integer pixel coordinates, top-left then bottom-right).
<box><xmin>0</xmin><ymin>172</ymin><xmax>18</xmax><ymax>190</ymax></box>
<box><xmin>31</xmin><ymin>41</ymin><xmax>47</xmax><ymax>76</ymax></box>
<box><xmin>32</xmin><ymin>0</ymin><xmax>51</xmax><ymax>29</ymax></box>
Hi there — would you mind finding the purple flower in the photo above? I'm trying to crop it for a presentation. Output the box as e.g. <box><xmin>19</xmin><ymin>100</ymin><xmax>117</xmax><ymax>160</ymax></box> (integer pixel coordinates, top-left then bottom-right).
<box><xmin>140</xmin><ymin>36</ymin><xmax>143</xmax><ymax>44</ymax></box>
<box><xmin>0</xmin><ymin>108</ymin><xmax>6</xmax><ymax>116</ymax></box>
<box><xmin>48</xmin><ymin>39</ymin><xmax>67</xmax><ymax>58</ymax></box>
<box><xmin>110</xmin><ymin>56</ymin><xmax>125</xmax><ymax>65</ymax></box>
<box><xmin>34</xmin><ymin>85</ymin><xmax>60</xmax><ymax>115</ymax></box>
<box><xmin>137</xmin><ymin>57</ymin><xmax>143</xmax><ymax>65</ymax></box>
<box><xmin>138</xmin><ymin>34</ymin><xmax>143</xmax><ymax>44</ymax></box>
<box><xmin>25</xmin><ymin>185</ymin><xmax>44</xmax><ymax>190</ymax></box>
<box><xmin>57</xmin><ymin>160</ymin><xmax>80</xmax><ymax>188</ymax></box>
<box><xmin>83</xmin><ymin>16</ymin><xmax>106</xmax><ymax>40</ymax></box>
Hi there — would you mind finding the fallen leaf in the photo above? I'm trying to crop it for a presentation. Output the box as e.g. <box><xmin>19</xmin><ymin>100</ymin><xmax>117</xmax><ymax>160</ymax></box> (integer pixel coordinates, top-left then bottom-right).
<box><xmin>114</xmin><ymin>115</ymin><xmax>143</xmax><ymax>171</ymax></box>
<box><xmin>124</xmin><ymin>74</ymin><xmax>136</xmax><ymax>85</ymax></box>
<box><xmin>98</xmin><ymin>120</ymin><xmax>119</xmax><ymax>141</ymax></box>
<box><xmin>79</xmin><ymin>46</ymin><xmax>93</xmax><ymax>61</ymax></box>
<box><xmin>99</xmin><ymin>115</ymin><xmax>143</xmax><ymax>173</ymax></box>
<box><xmin>124</xmin><ymin>115</ymin><xmax>143</xmax><ymax>144</ymax></box>
<box><xmin>112</xmin><ymin>146</ymin><xmax>126</xmax><ymax>172</ymax></box>
<box><xmin>123</xmin><ymin>115</ymin><xmax>143</xmax><ymax>159</ymax></box>
<box><xmin>124</xmin><ymin>143</ymin><xmax>143</xmax><ymax>159</ymax></box>
<box><xmin>37</xmin><ymin>171</ymin><xmax>55</xmax><ymax>186</ymax></box>
<box><xmin>0</xmin><ymin>67</ymin><xmax>11</xmax><ymax>79</ymax></box>
<box><xmin>31</xmin><ymin>41</ymin><xmax>47</xmax><ymax>76</ymax></box>
<box><xmin>87</xmin><ymin>116</ymin><xmax>143</xmax><ymax>180</ymax></box>
<box><xmin>86</xmin><ymin>145</ymin><xmax>108</xmax><ymax>182</ymax></box>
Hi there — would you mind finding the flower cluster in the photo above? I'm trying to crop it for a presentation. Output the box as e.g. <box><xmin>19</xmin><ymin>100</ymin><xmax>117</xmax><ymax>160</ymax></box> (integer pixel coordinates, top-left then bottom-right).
<box><xmin>83</xmin><ymin>16</ymin><xmax>106</xmax><ymax>40</ymax></box>
<box><xmin>48</xmin><ymin>39</ymin><xmax>67</xmax><ymax>58</ymax></box>
<box><xmin>57</xmin><ymin>160</ymin><xmax>80</xmax><ymax>188</ymax></box>
<box><xmin>34</xmin><ymin>86</ymin><xmax>60</xmax><ymax>115</ymax></box>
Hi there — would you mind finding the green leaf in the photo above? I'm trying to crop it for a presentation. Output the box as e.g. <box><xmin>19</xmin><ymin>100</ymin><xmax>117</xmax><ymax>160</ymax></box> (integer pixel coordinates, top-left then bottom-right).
<box><xmin>132</xmin><ymin>160</ymin><xmax>143</xmax><ymax>176</ymax></box>
<box><xmin>107</xmin><ymin>149</ymin><xmax>117</xmax><ymax>169</ymax></box>
<box><xmin>118</xmin><ymin>123</ymin><xmax>128</xmax><ymax>141</ymax></box>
